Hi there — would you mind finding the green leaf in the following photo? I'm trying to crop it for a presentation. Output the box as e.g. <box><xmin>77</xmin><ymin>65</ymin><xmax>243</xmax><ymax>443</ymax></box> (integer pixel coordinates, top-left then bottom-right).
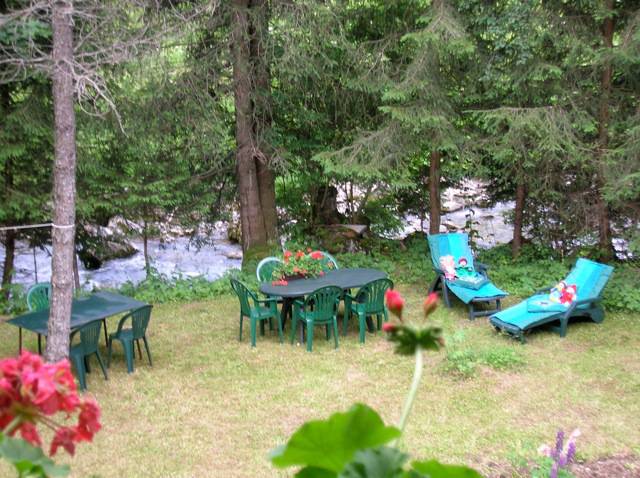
<box><xmin>296</xmin><ymin>466</ymin><xmax>338</xmax><ymax>478</ymax></box>
<box><xmin>410</xmin><ymin>460</ymin><xmax>483</xmax><ymax>478</ymax></box>
<box><xmin>0</xmin><ymin>433</ymin><xmax>70</xmax><ymax>478</ymax></box>
<box><xmin>270</xmin><ymin>404</ymin><xmax>401</xmax><ymax>472</ymax></box>
<box><xmin>340</xmin><ymin>446</ymin><xmax>408</xmax><ymax>478</ymax></box>
<box><xmin>386</xmin><ymin>326</ymin><xmax>444</xmax><ymax>356</ymax></box>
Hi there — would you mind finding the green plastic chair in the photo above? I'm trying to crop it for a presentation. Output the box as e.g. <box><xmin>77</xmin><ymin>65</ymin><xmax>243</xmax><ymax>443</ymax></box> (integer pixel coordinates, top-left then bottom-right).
<box><xmin>344</xmin><ymin>278</ymin><xmax>394</xmax><ymax>343</ymax></box>
<box><xmin>427</xmin><ymin>233</ymin><xmax>507</xmax><ymax>319</ymax></box>
<box><xmin>70</xmin><ymin>321</ymin><xmax>108</xmax><ymax>391</ymax></box>
<box><xmin>26</xmin><ymin>282</ymin><xmax>52</xmax><ymax>353</ymax></box>
<box><xmin>230</xmin><ymin>278</ymin><xmax>283</xmax><ymax>347</ymax></box>
<box><xmin>318</xmin><ymin>251</ymin><xmax>339</xmax><ymax>272</ymax></box>
<box><xmin>27</xmin><ymin>282</ymin><xmax>51</xmax><ymax>311</ymax></box>
<box><xmin>256</xmin><ymin>256</ymin><xmax>284</xmax><ymax>282</ymax></box>
<box><xmin>107</xmin><ymin>305</ymin><xmax>153</xmax><ymax>373</ymax></box>
<box><xmin>491</xmin><ymin>258</ymin><xmax>614</xmax><ymax>342</ymax></box>
<box><xmin>291</xmin><ymin>286</ymin><xmax>343</xmax><ymax>352</ymax></box>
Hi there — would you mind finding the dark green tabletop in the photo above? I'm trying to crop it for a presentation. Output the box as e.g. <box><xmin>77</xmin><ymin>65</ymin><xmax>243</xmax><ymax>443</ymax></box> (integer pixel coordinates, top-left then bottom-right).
<box><xmin>259</xmin><ymin>268</ymin><xmax>387</xmax><ymax>298</ymax></box>
<box><xmin>6</xmin><ymin>292</ymin><xmax>148</xmax><ymax>336</ymax></box>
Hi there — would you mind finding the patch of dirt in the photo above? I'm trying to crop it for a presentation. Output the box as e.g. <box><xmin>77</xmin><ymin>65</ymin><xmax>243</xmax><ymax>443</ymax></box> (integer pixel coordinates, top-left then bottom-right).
<box><xmin>570</xmin><ymin>454</ymin><xmax>640</xmax><ymax>478</ymax></box>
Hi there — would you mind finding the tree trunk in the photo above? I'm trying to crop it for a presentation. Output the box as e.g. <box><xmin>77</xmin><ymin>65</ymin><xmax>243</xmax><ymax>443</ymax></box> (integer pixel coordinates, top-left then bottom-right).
<box><xmin>2</xmin><ymin>230</ymin><xmax>16</xmax><ymax>298</ymax></box>
<box><xmin>428</xmin><ymin>151</ymin><xmax>441</xmax><ymax>235</ymax></box>
<box><xmin>46</xmin><ymin>0</ymin><xmax>77</xmax><ymax>363</ymax></box>
<box><xmin>249</xmin><ymin>0</ymin><xmax>278</xmax><ymax>243</ymax></box>
<box><xmin>512</xmin><ymin>180</ymin><xmax>526</xmax><ymax>258</ymax></box>
<box><xmin>595</xmin><ymin>0</ymin><xmax>615</xmax><ymax>260</ymax></box>
<box><xmin>231</xmin><ymin>0</ymin><xmax>268</xmax><ymax>253</ymax></box>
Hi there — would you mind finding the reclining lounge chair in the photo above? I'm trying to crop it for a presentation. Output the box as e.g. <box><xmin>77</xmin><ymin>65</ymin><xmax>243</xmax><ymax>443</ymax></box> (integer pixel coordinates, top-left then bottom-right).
<box><xmin>427</xmin><ymin>233</ymin><xmax>508</xmax><ymax>320</ymax></box>
<box><xmin>490</xmin><ymin>258</ymin><xmax>614</xmax><ymax>342</ymax></box>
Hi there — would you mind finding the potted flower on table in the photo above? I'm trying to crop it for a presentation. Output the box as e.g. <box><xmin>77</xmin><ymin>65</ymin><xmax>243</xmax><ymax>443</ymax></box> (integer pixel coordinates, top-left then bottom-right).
<box><xmin>271</xmin><ymin>249</ymin><xmax>332</xmax><ymax>285</ymax></box>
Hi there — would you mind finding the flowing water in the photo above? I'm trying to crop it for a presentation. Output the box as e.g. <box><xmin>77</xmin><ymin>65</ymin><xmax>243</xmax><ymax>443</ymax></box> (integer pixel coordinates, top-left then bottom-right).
<box><xmin>2</xmin><ymin>182</ymin><xmax>518</xmax><ymax>290</ymax></box>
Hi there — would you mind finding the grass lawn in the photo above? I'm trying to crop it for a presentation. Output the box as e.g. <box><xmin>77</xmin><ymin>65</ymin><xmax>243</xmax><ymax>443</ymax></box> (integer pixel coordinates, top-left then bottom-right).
<box><xmin>1</xmin><ymin>287</ymin><xmax>639</xmax><ymax>477</ymax></box>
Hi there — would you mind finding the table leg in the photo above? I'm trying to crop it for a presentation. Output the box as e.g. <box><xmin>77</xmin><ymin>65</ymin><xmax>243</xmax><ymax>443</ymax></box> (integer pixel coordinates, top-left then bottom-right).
<box><xmin>102</xmin><ymin>319</ymin><xmax>109</xmax><ymax>346</ymax></box>
<box><xmin>280</xmin><ymin>298</ymin><xmax>291</xmax><ymax>331</ymax></box>
<box><xmin>38</xmin><ymin>334</ymin><xmax>42</xmax><ymax>355</ymax></box>
<box><xmin>18</xmin><ymin>328</ymin><xmax>22</xmax><ymax>354</ymax></box>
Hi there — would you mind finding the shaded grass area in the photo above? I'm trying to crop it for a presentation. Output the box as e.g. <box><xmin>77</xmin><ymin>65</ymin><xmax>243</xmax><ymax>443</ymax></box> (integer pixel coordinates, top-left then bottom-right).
<box><xmin>1</xmin><ymin>289</ymin><xmax>639</xmax><ymax>477</ymax></box>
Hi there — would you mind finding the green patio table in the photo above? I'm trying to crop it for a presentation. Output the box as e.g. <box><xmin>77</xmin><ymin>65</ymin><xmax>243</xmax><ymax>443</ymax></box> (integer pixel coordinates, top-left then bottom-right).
<box><xmin>259</xmin><ymin>268</ymin><xmax>387</xmax><ymax>341</ymax></box>
<box><xmin>6</xmin><ymin>291</ymin><xmax>149</xmax><ymax>354</ymax></box>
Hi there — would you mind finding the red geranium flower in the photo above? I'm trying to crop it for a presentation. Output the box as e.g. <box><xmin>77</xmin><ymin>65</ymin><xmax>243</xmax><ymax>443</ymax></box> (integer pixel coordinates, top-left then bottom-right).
<box><xmin>283</xmin><ymin>251</ymin><xmax>292</xmax><ymax>263</ymax></box>
<box><xmin>423</xmin><ymin>292</ymin><xmax>439</xmax><ymax>316</ymax></box>
<box><xmin>385</xmin><ymin>289</ymin><xmax>405</xmax><ymax>319</ymax></box>
<box><xmin>0</xmin><ymin>350</ymin><xmax>102</xmax><ymax>456</ymax></box>
<box><xmin>310</xmin><ymin>251</ymin><xmax>323</xmax><ymax>260</ymax></box>
<box><xmin>382</xmin><ymin>323</ymin><xmax>397</xmax><ymax>333</ymax></box>
<box><xmin>295</xmin><ymin>250</ymin><xmax>305</xmax><ymax>260</ymax></box>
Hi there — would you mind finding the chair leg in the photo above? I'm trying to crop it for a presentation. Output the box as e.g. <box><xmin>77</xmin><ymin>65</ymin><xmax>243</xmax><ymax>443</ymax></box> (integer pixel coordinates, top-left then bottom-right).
<box><xmin>72</xmin><ymin>355</ymin><xmax>87</xmax><ymax>391</ymax></box>
<box><xmin>259</xmin><ymin>319</ymin><xmax>265</xmax><ymax>336</ymax></box>
<box><xmin>325</xmin><ymin>324</ymin><xmax>330</xmax><ymax>340</ymax></box>
<box><xmin>136</xmin><ymin>339</ymin><xmax>143</xmax><ymax>359</ymax></box>
<box><xmin>250</xmin><ymin>318</ymin><xmax>258</xmax><ymax>347</ymax></box>
<box><xmin>95</xmin><ymin>352</ymin><xmax>108</xmax><ymax>380</ymax></box>
<box><xmin>84</xmin><ymin>355</ymin><xmax>91</xmax><ymax>374</ymax></box>
<box><xmin>239</xmin><ymin>314</ymin><xmax>244</xmax><ymax>341</ymax></box>
<box><xmin>358</xmin><ymin>311</ymin><xmax>366</xmax><ymax>344</ymax></box>
<box><xmin>268</xmin><ymin>317</ymin><xmax>274</xmax><ymax>331</ymax></box>
<box><xmin>123</xmin><ymin>340</ymin><xmax>135</xmax><ymax>373</ymax></box>
<box><xmin>306</xmin><ymin>321</ymin><xmax>314</xmax><ymax>352</ymax></box>
<box><xmin>332</xmin><ymin>318</ymin><xmax>339</xmax><ymax>349</ymax></box>
<box><xmin>442</xmin><ymin>281</ymin><xmax>451</xmax><ymax>308</ymax></box>
<box><xmin>342</xmin><ymin>294</ymin><xmax>352</xmax><ymax>335</ymax></box>
<box><xmin>143</xmin><ymin>336</ymin><xmax>153</xmax><ymax>366</ymax></box>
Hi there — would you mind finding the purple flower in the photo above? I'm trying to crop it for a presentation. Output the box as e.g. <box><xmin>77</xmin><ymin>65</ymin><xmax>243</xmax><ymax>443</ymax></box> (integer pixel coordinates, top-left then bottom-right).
<box><xmin>553</xmin><ymin>430</ymin><xmax>565</xmax><ymax>460</ymax></box>
<box><xmin>566</xmin><ymin>441</ymin><xmax>576</xmax><ymax>465</ymax></box>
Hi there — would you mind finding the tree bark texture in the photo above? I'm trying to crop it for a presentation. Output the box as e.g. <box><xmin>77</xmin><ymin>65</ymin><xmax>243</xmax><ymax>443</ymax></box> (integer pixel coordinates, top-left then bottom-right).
<box><xmin>512</xmin><ymin>180</ymin><xmax>527</xmax><ymax>258</ymax></box>
<box><xmin>428</xmin><ymin>151</ymin><xmax>441</xmax><ymax>235</ymax></box>
<box><xmin>231</xmin><ymin>0</ymin><xmax>268</xmax><ymax>252</ymax></box>
<box><xmin>595</xmin><ymin>0</ymin><xmax>615</xmax><ymax>259</ymax></box>
<box><xmin>46</xmin><ymin>0</ymin><xmax>77</xmax><ymax>362</ymax></box>
<box><xmin>2</xmin><ymin>230</ymin><xmax>16</xmax><ymax>296</ymax></box>
<box><xmin>249</xmin><ymin>0</ymin><xmax>278</xmax><ymax>243</ymax></box>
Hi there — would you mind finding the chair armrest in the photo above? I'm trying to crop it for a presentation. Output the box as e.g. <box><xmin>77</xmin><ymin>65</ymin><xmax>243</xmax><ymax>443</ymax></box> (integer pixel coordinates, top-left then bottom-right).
<box><xmin>255</xmin><ymin>297</ymin><xmax>278</xmax><ymax>305</ymax></box>
<box><xmin>115</xmin><ymin>312</ymin><xmax>133</xmax><ymax>335</ymax></box>
<box><xmin>534</xmin><ymin>285</ymin><xmax>555</xmax><ymax>295</ymax></box>
<box><xmin>563</xmin><ymin>297</ymin><xmax>602</xmax><ymax>319</ymax></box>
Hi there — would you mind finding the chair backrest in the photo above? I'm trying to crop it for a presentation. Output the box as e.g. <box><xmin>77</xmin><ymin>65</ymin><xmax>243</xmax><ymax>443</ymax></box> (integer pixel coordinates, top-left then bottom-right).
<box><xmin>564</xmin><ymin>258</ymin><xmax>614</xmax><ymax>300</ymax></box>
<box><xmin>303</xmin><ymin>286</ymin><xmax>343</xmax><ymax>320</ymax></box>
<box><xmin>318</xmin><ymin>251</ymin><xmax>339</xmax><ymax>272</ymax></box>
<box><xmin>230</xmin><ymin>278</ymin><xmax>257</xmax><ymax>316</ymax></box>
<box><xmin>426</xmin><ymin>233</ymin><xmax>474</xmax><ymax>272</ymax></box>
<box><xmin>256</xmin><ymin>257</ymin><xmax>284</xmax><ymax>282</ymax></box>
<box><xmin>128</xmin><ymin>305</ymin><xmax>153</xmax><ymax>339</ymax></box>
<box><xmin>356</xmin><ymin>278</ymin><xmax>394</xmax><ymax>314</ymax></box>
<box><xmin>74</xmin><ymin>320</ymin><xmax>103</xmax><ymax>356</ymax></box>
<box><xmin>27</xmin><ymin>282</ymin><xmax>52</xmax><ymax>311</ymax></box>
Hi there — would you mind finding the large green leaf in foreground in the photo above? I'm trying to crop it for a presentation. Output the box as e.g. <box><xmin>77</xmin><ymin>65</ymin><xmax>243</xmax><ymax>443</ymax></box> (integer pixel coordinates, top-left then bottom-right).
<box><xmin>270</xmin><ymin>403</ymin><xmax>401</xmax><ymax>472</ymax></box>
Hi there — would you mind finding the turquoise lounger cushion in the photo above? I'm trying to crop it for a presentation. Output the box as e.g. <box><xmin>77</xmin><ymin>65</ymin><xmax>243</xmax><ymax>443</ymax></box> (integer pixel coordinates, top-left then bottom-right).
<box><xmin>446</xmin><ymin>280</ymin><xmax>507</xmax><ymax>304</ymax></box>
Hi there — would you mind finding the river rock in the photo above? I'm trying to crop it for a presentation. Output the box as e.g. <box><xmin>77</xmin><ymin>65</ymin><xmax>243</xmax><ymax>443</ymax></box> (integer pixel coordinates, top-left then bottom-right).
<box><xmin>316</xmin><ymin>224</ymin><xmax>368</xmax><ymax>253</ymax></box>
<box><xmin>225</xmin><ymin>250</ymin><xmax>243</xmax><ymax>260</ymax></box>
<box><xmin>77</xmin><ymin>224</ymin><xmax>137</xmax><ymax>270</ymax></box>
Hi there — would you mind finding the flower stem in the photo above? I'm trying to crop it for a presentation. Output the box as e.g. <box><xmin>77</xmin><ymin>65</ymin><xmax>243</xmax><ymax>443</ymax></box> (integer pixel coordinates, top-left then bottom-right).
<box><xmin>394</xmin><ymin>346</ymin><xmax>424</xmax><ymax>445</ymax></box>
<box><xmin>3</xmin><ymin>416</ymin><xmax>22</xmax><ymax>436</ymax></box>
